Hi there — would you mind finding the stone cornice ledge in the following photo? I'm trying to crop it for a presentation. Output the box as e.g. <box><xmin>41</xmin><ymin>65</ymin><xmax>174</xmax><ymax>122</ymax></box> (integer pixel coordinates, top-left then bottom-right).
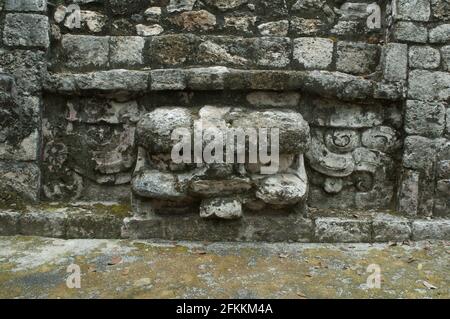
<box><xmin>43</xmin><ymin>67</ymin><xmax>404</xmax><ymax>102</ymax></box>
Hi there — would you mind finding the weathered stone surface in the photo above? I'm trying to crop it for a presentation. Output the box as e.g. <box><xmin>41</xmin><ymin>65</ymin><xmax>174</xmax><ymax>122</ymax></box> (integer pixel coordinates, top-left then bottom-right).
<box><xmin>315</xmin><ymin>218</ymin><xmax>372</xmax><ymax>243</ymax></box>
<box><xmin>0</xmin><ymin>162</ymin><xmax>40</xmax><ymax>203</ymax></box>
<box><xmin>396</xmin><ymin>0</ymin><xmax>431</xmax><ymax>22</ymax></box>
<box><xmin>144</xmin><ymin>7</ymin><xmax>162</xmax><ymax>22</ymax></box>
<box><xmin>0</xmin><ymin>49</ymin><xmax>46</xmax><ymax>94</ymax></box>
<box><xmin>305</xmin><ymin>101</ymin><xmax>383</xmax><ymax>128</ymax></box>
<box><xmin>398</xmin><ymin>169</ymin><xmax>420</xmax><ymax>216</ymax></box>
<box><xmin>301</xmin><ymin>71</ymin><xmax>375</xmax><ymax>101</ymax></box>
<box><xmin>253</xmin><ymin>37</ymin><xmax>291</xmax><ymax>68</ymax></box>
<box><xmin>150</xmin><ymin>69</ymin><xmax>186</xmax><ymax>90</ymax></box>
<box><xmin>123</xmin><ymin>214</ymin><xmax>313</xmax><ymax>242</ymax></box>
<box><xmin>408</xmin><ymin>70</ymin><xmax>450</xmax><ymax>101</ymax></box>
<box><xmin>171</xmin><ymin>10</ymin><xmax>216</xmax><ymax>31</ymax></box>
<box><xmin>412</xmin><ymin>219</ymin><xmax>450</xmax><ymax>240</ymax></box>
<box><xmin>405</xmin><ymin>100</ymin><xmax>446</xmax><ymax>137</ymax></box>
<box><xmin>203</xmin><ymin>0</ymin><xmax>246</xmax><ymax>11</ymax></box>
<box><xmin>336</xmin><ymin>42</ymin><xmax>379</xmax><ymax>75</ymax></box>
<box><xmin>109</xmin><ymin>0</ymin><xmax>148</xmax><ymax>15</ymax></box>
<box><xmin>394</xmin><ymin>22</ymin><xmax>428</xmax><ymax>43</ymax></box>
<box><xmin>200</xmin><ymin>198</ymin><xmax>243</xmax><ymax>220</ymax></box>
<box><xmin>136</xmin><ymin>24</ymin><xmax>164</xmax><ymax>36</ymax></box>
<box><xmin>246</xmin><ymin>91</ymin><xmax>300</xmax><ymax>108</ymax></box>
<box><xmin>442</xmin><ymin>45</ymin><xmax>450</xmax><ymax>72</ymax></box>
<box><xmin>186</xmin><ymin>66</ymin><xmax>229</xmax><ymax>90</ymax></box>
<box><xmin>61</xmin><ymin>35</ymin><xmax>109</xmax><ymax>70</ymax></box>
<box><xmin>167</xmin><ymin>0</ymin><xmax>197</xmax><ymax>13</ymax></box>
<box><xmin>137</xmin><ymin>108</ymin><xmax>193</xmax><ymax>153</ymax></box>
<box><xmin>150</xmin><ymin>34</ymin><xmax>199</xmax><ymax>67</ymax></box>
<box><xmin>258</xmin><ymin>20</ymin><xmax>289</xmax><ymax>36</ymax></box>
<box><xmin>372</xmin><ymin>214</ymin><xmax>411</xmax><ymax>242</ymax></box>
<box><xmin>429</xmin><ymin>24</ymin><xmax>450</xmax><ymax>43</ymax></box>
<box><xmin>361</xmin><ymin>126</ymin><xmax>401</xmax><ymax>153</ymax></box>
<box><xmin>132</xmin><ymin>170</ymin><xmax>187</xmax><ymax>200</ymax></box>
<box><xmin>190</xmin><ymin>178</ymin><xmax>252</xmax><ymax>196</ymax></box>
<box><xmin>110</xmin><ymin>36</ymin><xmax>145</xmax><ymax>68</ymax></box>
<box><xmin>0</xmin><ymin>211</ymin><xmax>20</xmax><ymax>236</ymax></box>
<box><xmin>66</xmin><ymin>212</ymin><xmax>123</xmax><ymax>239</ymax></box>
<box><xmin>20</xmin><ymin>212</ymin><xmax>66</xmax><ymax>238</ymax></box>
<box><xmin>5</xmin><ymin>0</ymin><xmax>47</xmax><ymax>12</ymax></box>
<box><xmin>403</xmin><ymin>136</ymin><xmax>446</xmax><ymax>171</ymax></box>
<box><xmin>293</xmin><ymin>37</ymin><xmax>333</xmax><ymax>70</ymax></box>
<box><xmin>381</xmin><ymin>43</ymin><xmax>408</xmax><ymax>82</ymax></box>
<box><xmin>232</xmin><ymin>110</ymin><xmax>310</xmax><ymax>153</ymax></box>
<box><xmin>256</xmin><ymin>174</ymin><xmax>307</xmax><ymax>205</ymax></box>
<box><xmin>3</xmin><ymin>13</ymin><xmax>49</xmax><ymax>48</ymax></box>
<box><xmin>224</xmin><ymin>16</ymin><xmax>256</xmax><ymax>34</ymax></box>
<box><xmin>290</xmin><ymin>17</ymin><xmax>325</xmax><ymax>36</ymax></box>
<box><xmin>76</xmin><ymin>70</ymin><xmax>149</xmax><ymax>91</ymax></box>
<box><xmin>431</xmin><ymin>0</ymin><xmax>450</xmax><ymax>21</ymax></box>
<box><xmin>409</xmin><ymin>46</ymin><xmax>441</xmax><ymax>69</ymax></box>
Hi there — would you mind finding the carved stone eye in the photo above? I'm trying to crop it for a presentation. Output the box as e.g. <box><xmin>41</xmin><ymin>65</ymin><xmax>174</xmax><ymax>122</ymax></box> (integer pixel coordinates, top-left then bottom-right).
<box><xmin>324</xmin><ymin>129</ymin><xmax>360</xmax><ymax>153</ymax></box>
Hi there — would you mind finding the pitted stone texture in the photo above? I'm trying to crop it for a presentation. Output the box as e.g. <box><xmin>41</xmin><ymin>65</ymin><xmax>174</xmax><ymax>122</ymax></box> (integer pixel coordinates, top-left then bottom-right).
<box><xmin>258</xmin><ymin>20</ymin><xmax>289</xmax><ymax>36</ymax></box>
<box><xmin>0</xmin><ymin>49</ymin><xmax>46</xmax><ymax>94</ymax></box>
<box><xmin>5</xmin><ymin>0</ymin><xmax>47</xmax><ymax>12</ymax></box>
<box><xmin>170</xmin><ymin>10</ymin><xmax>217</xmax><ymax>32</ymax></box>
<box><xmin>393</xmin><ymin>22</ymin><xmax>428</xmax><ymax>43</ymax></box>
<box><xmin>254</xmin><ymin>37</ymin><xmax>291</xmax><ymax>68</ymax></box>
<box><xmin>396</xmin><ymin>0</ymin><xmax>431</xmax><ymax>22</ymax></box>
<box><xmin>3</xmin><ymin>13</ymin><xmax>49</xmax><ymax>48</ymax></box>
<box><xmin>204</xmin><ymin>0</ymin><xmax>247</xmax><ymax>11</ymax></box>
<box><xmin>110</xmin><ymin>36</ymin><xmax>145</xmax><ymax>68</ymax></box>
<box><xmin>0</xmin><ymin>211</ymin><xmax>20</xmax><ymax>236</ymax></box>
<box><xmin>61</xmin><ymin>35</ymin><xmax>109</xmax><ymax>70</ymax></box>
<box><xmin>150</xmin><ymin>69</ymin><xmax>187</xmax><ymax>90</ymax></box>
<box><xmin>431</xmin><ymin>0</ymin><xmax>450</xmax><ymax>21</ymax></box>
<box><xmin>293</xmin><ymin>37</ymin><xmax>333</xmax><ymax>70</ymax></box>
<box><xmin>246</xmin><ymin>91</ymin><xmax>300</xmax><ymax>108</ymax></box>
<box><xmin>441</xmin><ymin>46</ymin><xmax>450</xmax><ymax>72</ymax></box>
<box><xmin>403</xmin><ymin>136</ymin><xmax>446</xmax><ymax>171</ymax></box>
<box><xmin>256</xmin><ymin>174</ymin><xmax>308</xmax><ymax>205</ymax></box>
<box><xmin>132</xmin><ymin>170</ymin><xmax>187</xmax><ymax>200</ymax></box>
<box><xmin>409</xmin><ymin>46</ymin><xmax>441</xmax><ymax>70</ymax></box>
<box><xmin>0</xmin><ymin>162</ymin><xmax>40</xmax><ymax>203</ymax></box>
<box><xmin>315</xmin><ymin>218</ymin><xmax>372</xmax><ymax>243</ymax></box>
<box><xmin>186</xmin><ymin>66</ymin><xmax>229</xmax><ymax>90</ymax></box>
<box><xmin>167</xmin><ymin>0</ymin><xmax>197</xmax><ymax>13</ymax></box>
<box><xmin>136</xmin><ymin>108</ymin><xmax>193</xmax><ymax>153</ymax></box>
<box><xmin>381</xmin><ymin>43</ymin><xmax>408</xmax><ymax>82</ymax></box>
<box><xmin>200</xmin><ymin>198</ymin><xmax>243</xmax><ymax>220</ymax></box>
<box><xmin>45</xmin><ymin>70</ymin><xmax>149</xmax><ymax>92</ymax></box>
<box><xmin>232</xmin><ymin>110</ymin><xmax>310</xmax><ymax>153</ymax></box>
<box><xmin>109</xmin><ymin>0</ymin><xmax>149</xmax><ymax>15</ymax></box>
<box><xmin>336</xmin><ymin>42</ymin><xmax>379</xmax><ymax>75</ymax></box>
<box><xmin>20</xmin><ymin>212</ymin><xmax>67</xmax><ymax>238</ymax></box>
<box><xmin>412</xmin><ymin>220</ymin><xmax>450</xmax><ymax>240</ymax></box>
<box><xmin>372</xmin><ymin>214</ymin><xmax>411</xmax><ymax>242</ymax></box>
<box><xmin>398</xmin><ymin>169</ymin><xmax>420</xmax><ymax>216</ymax></box>
<box><xmin>136</xmin><ymin>24</ymin><xmax>164</xmax><ymax>36</ymax></box>
<box><xmin>408</xmin><ymin>70</ymin><xmax>450</xmax><ymax>101</ymax></box>
<box><xmin>429</xmin><ymin>24</ymin><xmax>450</xmax><ymax>43</ymax></box>
<box><xmin>405</xmin><ymin>100</ymin><xmax>446</xmax><ymax>138</ymax></box>
<box><xmin>66</xmin><ymin>211</ymin><xmax>123</xmax><ymax>239</ymax></box>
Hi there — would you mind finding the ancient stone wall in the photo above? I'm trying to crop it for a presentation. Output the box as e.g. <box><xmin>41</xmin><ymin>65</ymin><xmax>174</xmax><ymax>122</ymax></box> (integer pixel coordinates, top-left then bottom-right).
<box><xmin>0</xmin><ymin>0</ymin><xmax>449</xmax><ymax>241</ymax></box>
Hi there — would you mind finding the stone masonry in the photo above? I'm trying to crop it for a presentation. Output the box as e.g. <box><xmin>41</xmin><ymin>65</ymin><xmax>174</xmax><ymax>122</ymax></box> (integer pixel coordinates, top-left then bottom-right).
<box><xmin>0</xmin><ymin>0</ymin><xmax>449</xmax><ymax>242</ymax></box>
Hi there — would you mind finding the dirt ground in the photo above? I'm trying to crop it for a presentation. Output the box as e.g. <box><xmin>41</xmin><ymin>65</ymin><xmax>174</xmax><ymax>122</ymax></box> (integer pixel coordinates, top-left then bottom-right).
<box><xmin>0</xmin><ymin>236</ymin><xmax>448</xmax><ymax>299</ymax></box>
